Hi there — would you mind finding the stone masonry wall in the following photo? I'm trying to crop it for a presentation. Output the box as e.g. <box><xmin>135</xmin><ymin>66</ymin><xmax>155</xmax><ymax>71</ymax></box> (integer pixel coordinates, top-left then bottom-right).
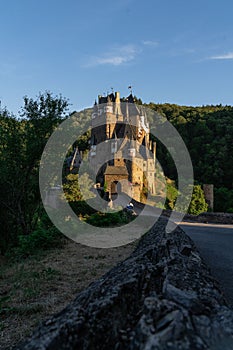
<box><xmin>17</xmin><ymin>218</ymin><xmax>233</xmax><ymax>350</ymax></box>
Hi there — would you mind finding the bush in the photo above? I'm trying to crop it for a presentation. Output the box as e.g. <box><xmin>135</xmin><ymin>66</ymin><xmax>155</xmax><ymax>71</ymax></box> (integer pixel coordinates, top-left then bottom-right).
<box><xmin>165</xmin><ymin>183</ymin><xmax>208</xmax><ymax>215</ymax></box>
<box><xmin>9</xmin><ymin>213</ymin><xmax>64</xmax><ymax>259</ymax></box>
<box><xmin>69</xmin><ymin>200</ymin><xmax>96</xmax><ymax>216</ymax></box>
<box><xmin>86</xmin><ymin>210</ymin><xmax>135</xmax><ymax>227</ymax></box>
<box><xmin>165</xmin><ymin>180</ymin><xmax>178</xmax><ymax>210</ymax></box>
<box><xmin>11</xmin><ymin>227</ymin><xmax>63</xmax><ymax>259</ymax></box>
<box><xmin>188</xmin><ymin>185</ymin><xmax>208</xmax><ymax>215</ymax></box>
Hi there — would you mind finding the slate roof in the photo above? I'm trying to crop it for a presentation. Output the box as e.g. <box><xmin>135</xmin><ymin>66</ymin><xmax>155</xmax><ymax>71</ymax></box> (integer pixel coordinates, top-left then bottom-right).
<box><xmin>104</xmin><ymin>165</ymin><xmax>129</xmax><ymax>176</ymax></box>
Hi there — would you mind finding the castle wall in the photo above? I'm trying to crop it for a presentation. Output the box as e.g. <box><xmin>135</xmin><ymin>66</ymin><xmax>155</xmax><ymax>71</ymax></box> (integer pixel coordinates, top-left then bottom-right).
<box><xmin>131</xmin><ymin>158</ymin><xmax>144</xmax><ymax>190</ymax></box>
<box><xmin>104</xmin><ymin>174</ymin><xmax>129</xmax><ymax>196</ymax></box>
<box><xmin>145</xmin><ymin>158</ymin><xmax>156</xmax><ymax>194</ymax></box>
<box><xmin>90</xmin><ymin>92</ymin><xmax>156</xmax><ymax>203</ymax></box>
<box><xmin>131</xmin><ymin>184</ymin><xmax>141</xmax><ymax>202</ymax></box>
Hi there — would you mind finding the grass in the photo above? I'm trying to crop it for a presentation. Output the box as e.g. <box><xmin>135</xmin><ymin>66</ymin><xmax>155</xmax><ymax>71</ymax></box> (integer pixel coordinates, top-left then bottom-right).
<box><xmin>0</xmin><ymin>238</ymin><xmax>137</xmax><ymax>350</ymax></box>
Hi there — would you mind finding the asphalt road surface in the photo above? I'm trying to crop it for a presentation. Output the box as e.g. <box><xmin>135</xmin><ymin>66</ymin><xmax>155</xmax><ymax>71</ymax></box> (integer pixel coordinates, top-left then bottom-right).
<box><xmin>112</xmin><ymin>194</ymin><xmax>233</xmax><ymax>307</ymax></box>
<box><xmin>180</xmin><ymin>222</ymin><xmax>233</xmax><ymax>308</ymax></box>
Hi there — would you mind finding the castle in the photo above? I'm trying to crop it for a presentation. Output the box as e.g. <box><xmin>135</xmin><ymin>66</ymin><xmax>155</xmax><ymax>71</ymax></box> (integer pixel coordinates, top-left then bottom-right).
<box><xmin>89</xmin><ymin>91</ymin><xmax>156</xmax><ymax>202</ymax></box>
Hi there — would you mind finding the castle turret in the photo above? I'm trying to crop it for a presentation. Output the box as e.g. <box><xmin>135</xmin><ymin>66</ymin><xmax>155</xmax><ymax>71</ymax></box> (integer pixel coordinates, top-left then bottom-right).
<box><xmin>114</xmin><ymin>92</ymin><xmax>123</xmax><ymax>121</ymax></box>
<box><xmin>105</xmin><ymin>95</ymin><xmax>116</xmax><ymax>139</ymax></box>
<box><xmin>89</xmin><ymin>90</ymin><xmax>156</xmax><ymax>202</ymax></box>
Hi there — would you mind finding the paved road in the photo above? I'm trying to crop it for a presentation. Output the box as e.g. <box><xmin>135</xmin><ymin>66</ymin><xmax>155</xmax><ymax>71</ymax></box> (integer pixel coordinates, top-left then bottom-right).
<box><xmin>112</xmin><ymin>194</ymin><xmax>233</xmax><ymax>307</ymax></box>
<box><xmin>180</xmin><ymin>222</ymin><xmax>233</xmax><ymax>308</ymax></box>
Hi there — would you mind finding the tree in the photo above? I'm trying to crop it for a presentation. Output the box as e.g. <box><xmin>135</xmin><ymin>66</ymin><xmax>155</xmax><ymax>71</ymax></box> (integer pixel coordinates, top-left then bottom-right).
<box><xmin>63</xmin><ymin>174</ymin><xmax>82</xmax><ymax>202</ymax></box>
<box><xmin>165</xmin><ymin>179</ymin><xmax>178</xmax><ymax>210</ymax></box>
<box><xmin>0</xmin><ymin>92</ymin><xmax>69</xmax><ymax>254</ymax></box>
<box><xmin>63</xmin><ymin>172</ymin><xmax>95</xmax><ymax>202</ymax></box>
<box><xmin>214</xmin><ymin>187</ymin><xmax>233</xmax><ymax>213</ymax></box>
<box><xmin>0</xmin><ymin>110</ymin><xmax>24</xmax><ymax>252</ymax></box>
<box><xmin>188</xmin><ymin>185</ymin><xmax>208</xmax><ymax>215</ymax></box>
<box><xmin>18</xmin><ymin>92</ymin><xmax>69</xmax><ymax>235</ymax></box>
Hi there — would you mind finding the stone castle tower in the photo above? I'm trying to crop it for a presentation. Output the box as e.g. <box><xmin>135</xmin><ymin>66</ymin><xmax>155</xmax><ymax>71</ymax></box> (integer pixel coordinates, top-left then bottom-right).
<box><xmin>89</xmin><ymin>91</ymin><xmax>156</xmax><ymax>202</ymax></box>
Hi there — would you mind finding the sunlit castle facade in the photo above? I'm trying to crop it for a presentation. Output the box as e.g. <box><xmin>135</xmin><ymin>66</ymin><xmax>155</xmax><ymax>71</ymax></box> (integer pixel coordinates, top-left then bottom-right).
<box><xmin>89</xmin><ymin>91</ymin><xmax>156</xmax><ymax>202</ymax></box>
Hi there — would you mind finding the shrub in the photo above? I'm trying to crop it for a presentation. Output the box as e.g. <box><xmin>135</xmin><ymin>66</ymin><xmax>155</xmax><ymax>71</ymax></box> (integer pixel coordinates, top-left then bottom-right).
<box><xmin>11</xmin><ymin>227</ymin><xmax>63</xmax><ymax>259</ymax></box>
<box><xmin>188</xmin><ymin>185</ymin><xmax>208</xmax><ymax>215</ymax></box>
<box><xmin>9</xmin><ymin>213</ymin><xmax>64</xmax><ymax>259</ymax></box>
<box><xmin>165</xmin><ymin>180</ymin><xmax>178</xmax><ymax>210</ymax></box>
<box><xmin>69</xmin><ymin>200</ymin><xmax>96</xmax><ymax>216</ymax></box>
<box><xmin>86</xmin><ymin>210</ymin><xmax>135</xmax><ymax>227</ymax></box>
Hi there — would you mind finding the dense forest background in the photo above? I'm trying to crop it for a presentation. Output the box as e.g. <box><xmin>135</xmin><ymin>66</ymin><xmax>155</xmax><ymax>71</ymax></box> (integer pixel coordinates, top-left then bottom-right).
<box><xmin>145</xmin><ymin>102</ymin><xmax>233</xmax><ymax>213</ymax></box>
<box><xmin>0</xmin><ymin>92</ymin><xmax>232</xmax><ymax>255</ymax></box>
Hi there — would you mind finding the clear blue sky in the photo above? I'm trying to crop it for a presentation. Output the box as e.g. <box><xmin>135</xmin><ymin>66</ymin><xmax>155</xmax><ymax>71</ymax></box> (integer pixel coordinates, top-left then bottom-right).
<box><xmin>1</xmin><ymin>0</ymin><xmax>233</xmax><ymax>115</ymax></box>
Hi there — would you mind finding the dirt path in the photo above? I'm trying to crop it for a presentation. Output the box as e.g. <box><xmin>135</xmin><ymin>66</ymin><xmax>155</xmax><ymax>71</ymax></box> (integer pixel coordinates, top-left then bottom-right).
<box><xmin>0</xmin><ymin>239</ymin><xmax>136</xmax><ymax>349</ymax></box>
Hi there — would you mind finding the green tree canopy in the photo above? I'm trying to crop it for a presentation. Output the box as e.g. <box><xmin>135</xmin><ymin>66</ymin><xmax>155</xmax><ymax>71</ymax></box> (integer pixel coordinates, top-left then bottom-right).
<box><xmin>0</xmin><ymin>92</ymin><xmax>69</xmax><ymax>253</ymax></box>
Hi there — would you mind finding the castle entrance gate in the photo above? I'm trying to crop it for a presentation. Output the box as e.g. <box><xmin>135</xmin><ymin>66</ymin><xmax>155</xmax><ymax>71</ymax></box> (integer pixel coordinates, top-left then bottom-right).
<box><xmin>110</xmin><ymin>181</ymin><xmax>122</xmax><ymax>195</ymax></box>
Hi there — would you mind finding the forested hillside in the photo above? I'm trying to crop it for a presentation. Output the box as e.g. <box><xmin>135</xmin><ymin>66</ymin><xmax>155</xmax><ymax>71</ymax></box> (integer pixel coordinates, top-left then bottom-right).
<box><xmin>0</xmin><ymin>92</ymin><xmax>232</xmax><ymax>255</ymax></box>
<box><xmin>146</xmin><ymin>102</ymin><xmax>233</xmax><ymax>212</ymax></box>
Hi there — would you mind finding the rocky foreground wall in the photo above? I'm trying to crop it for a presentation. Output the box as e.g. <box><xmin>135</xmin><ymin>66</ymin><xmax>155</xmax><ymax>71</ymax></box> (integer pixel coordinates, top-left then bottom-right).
<box><xmin>17</xmin><ymin>218</ymin><xmax>233</xmax><ymax>350</ymax></box>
